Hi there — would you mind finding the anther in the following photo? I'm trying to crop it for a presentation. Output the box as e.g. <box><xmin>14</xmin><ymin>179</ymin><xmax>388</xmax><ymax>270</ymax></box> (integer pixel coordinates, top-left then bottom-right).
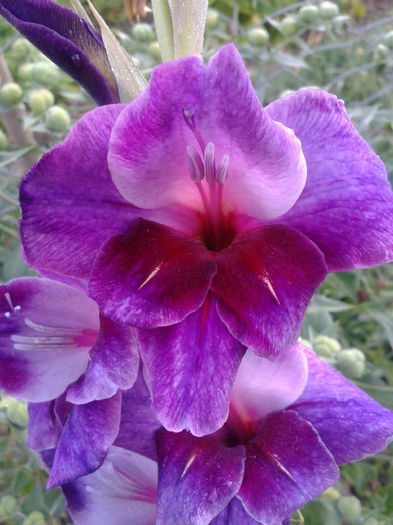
<box><xmin>187</xmin><ymin>145</ymin><xmax>204</xmax><ymax>182</ymax></box>
<box><xmin>204</xmin><ymin>142</ymin><xmax>216</xmax><ymax>183</ymax></box>
<box><xmin>216</xmin><ymin>154</ymin><xmax>230</xmax><ymax>184</ymax></box>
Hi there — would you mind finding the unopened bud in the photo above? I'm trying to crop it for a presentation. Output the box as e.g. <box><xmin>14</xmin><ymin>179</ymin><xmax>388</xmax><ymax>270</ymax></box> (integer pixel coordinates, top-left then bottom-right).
<box><xmin>148</xmin><ymin>42</ymin><xmax>161</xmax><ymax>60</ymax></box>
<box><xmin>299</xmin><ymin>5</ymin><xmax>319</xmax><ymax>23</ymax></box>
<box><xmin>206</xmin><ymin>9</ymin><xmax>220</xmax><ymax>29</ymax></box>
<box><xmin>18</xmin><ymin>63</ymin><xmax>34</xmax><ymax>81</ymax></box>
<box><xmin>0</xmin><ymin>495</ymin><xmax>18</xmax><ymax>518</ymax></box>
<box><xmin>247</xmin><ymin>27</ymin><xmax>269</xmax><ymax>47</ymax></box>
<box><xmin>0</xmin><ymin>82</ymin><xmax>23</xmax><ymax>106</ymax></box>
<box><xmin>132</xmin><ymin>23</ymin><xmax>154</xmax><ymax>42</ymax></box>
<box><xmin>336</xmin><ymin>495</ymin><xmax>362</xmax><ymax>521</ymax></box>
<box><xmin>319</xmin><ymin>1</ymin><xmax>339</xmax><ymax>19</ymax></box>
<box><xmin>384</xmin><ymin>30</ymin><xmax>393</xmax><ymax>49</ymax></box>
<box><xmin>10</xmin><ymin>38</ymin><xmax>33</xmax><ymax>61</ymax></box>
<box><xmin>28</xmin><ymin>90</ymin><xmax>48</xmax><ymax>115</ymax></box>
<box><xmin>45</xmin><ymin>106</ymin><xmax>71</xmax><ymax>132</ymax></box>
<box><xmin>280</xmin><ymin>16</ymin><xmax>298</xmax><ymax>36</ymax></box>
<box><xmin>314</xmin><ymin>335</ymin><xmax>341</xmax><ymax>357</ymax></box>
<box><xmin>322</xmin><ymin>487</ymin><xmax>340</xmax><ymax>500</ymax></box>
<box><xmin>32</xmin><ymin>62</ymin><xmax>59</xmax><ymax>87</ymax></box>
<box><xmin>337</xmin><ymin>348</ymin><xmax>365</xmax><ymax>379</ymax></box>
<box><xmin>22</xmin><ymin>511</ymin><xmax>47</xmax><ymax>525</ymax></box>
<box><xmin>6</xmin><ymin>399</ymin><xmax>28</xmax><ymax>427</ymax></box>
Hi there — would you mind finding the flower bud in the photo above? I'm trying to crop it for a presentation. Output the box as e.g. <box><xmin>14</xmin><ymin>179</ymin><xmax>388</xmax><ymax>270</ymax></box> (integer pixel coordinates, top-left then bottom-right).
<box><xmin>10</xmin><ymin>38</ymin><xmax>33</xmax><ymax>62</ymax></box>
<box><xmin>28</xmin><ymin>90</ymin><xmax>49</xmax><ymax>115</ymax></box>
<box><xmin>0</xmin><ymin>496</ymin><xmax>18</xmax><ymax>518</ymax></box>
<box><xmin>206</xmin><ymin>9</ymin><xmax>220</xmax><ymax>30</ymax></box>
<box><xmin>17</xmin><ymin>63</ymin><xmax>34</xmax><ymax>82</ymax></box>
<box><xmin>32</xmin><ymin>62</ymin><xmax>59</xmax><ymax>87</ymax></box>
<box><xmin>148</xmin><ymin>42</ymin><xmax>161</xmax><ymax>60</ymax></box>
<box><xmin>0</xmin><ymin>82</ymin><xmax>23</xmax><ymax>106</ymax></box>
<box><xmin>374</xmin><ymin>43</ymin><xmax>389</xmax><ymax>62</ymax></box>
<box><xmin>337</xmin><ymin>495</ymin><xmax>362</xmax><ymax>521</ymax></box>
<box><xmin>314</xmin><ymin>335</ymin><xmax>341</xmax><ymax>357</ymax></box>
<box><xmin>384</xmin><ymin>30</ymin><xmax>393</xmax><ymax>49</ymax></box>
<box><xmin>0</xmin><ymin>129</ymin><xmax>8</xmax><ymax>150</ymax></box>
<box><xmin>337</xmin><ymin>348</ymin><xmax>365</xmax><ymax>379</ymax></box>
<box><xmin>299</xmin><ymin>5</ymin><xmax>319</xmax><ymax>23</ymax></box>
<box><xmin>6</xmin><ymin>399</ymin><xmax>28</xmax><ymax>427</ymax></box>
<box><xmin>280</xmin><ymin>16</ymin><xmax>298</xmax><ymax>36</ymax></box>
<box><xmin>319</xmin><ymin>1</ymin><xmax>339</xmax><ymax>19</ymax></box>
<box><xmin>45</xmin><ymin>106</ymin><xmax>71</xmax><ymax>132</ymax></box>
<box><xmin>322</xmin><ymin>487</ymin><xmax>340</xmax><ymax>500</ymax></box>
<box><xmin>132</xmin><ymin>23</ymin><xmax>154</xmax><ymax>42</ymax></box>
<box><xmin>247</xmin><ymin>27</ymin><xmax>269</xmax><ymax>47</ymax></box>
<box><xmin>22</xmin><ymin>511</ymin><xmax>47</xmax><ymax>525</ymax></box>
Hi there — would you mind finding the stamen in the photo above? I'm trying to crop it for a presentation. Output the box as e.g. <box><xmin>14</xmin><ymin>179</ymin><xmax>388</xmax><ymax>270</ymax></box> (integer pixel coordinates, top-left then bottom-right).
<box><xmin>204</xmin><ymin>142</ymin><xmax>216</xmax><ymax>183</ymax></box>
<box><xmin>186</xmin><ymin>145</ymin><xmax>204</xmax><ymax>182</ymax></box>
<box><xmin>182</xmin><ymin>108</ymin><xmax>205</xmax><ymax>152</ymax></box>
<box><xmin>216</xmin><ymin>154</ymin><xmax>230</xmax><ymax>184</ymax></box>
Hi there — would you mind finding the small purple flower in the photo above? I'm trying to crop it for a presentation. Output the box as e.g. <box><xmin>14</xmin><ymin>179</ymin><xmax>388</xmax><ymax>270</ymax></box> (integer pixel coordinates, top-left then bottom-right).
<box><xmin>20</xmin><ymin>45</ymin><xmax>393</xmax><ymax>435</ymax></box>
<box><xmin>0</xmin><ymin>277</ymin><xmax>138</xmax><ymax>405</ymax></box>
<box><xmin>0</xmin><ymin>0</ymin><xmax>118</xmax><ymax>104</ymax></box>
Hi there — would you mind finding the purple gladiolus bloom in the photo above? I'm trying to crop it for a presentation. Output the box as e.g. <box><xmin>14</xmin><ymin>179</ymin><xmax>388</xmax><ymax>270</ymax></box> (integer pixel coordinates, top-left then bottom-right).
<box><xmin>35</xmin><ymin>347</ymin><xmax>393</xmax><ymax>524</ymax></box>
<box><xmin>20</xmin><ymin>44</ymin><xmax>393</xmax><ymax>435</ymax></box>
<box><xmin>0</xmin><ymin>277</ymin><xmax>138</xmax><ymax>404</ymax></box>
<box><xmin>0</xmin><ymin>0</ymin><xmax>118</xmax><ymax>105</ymax></box>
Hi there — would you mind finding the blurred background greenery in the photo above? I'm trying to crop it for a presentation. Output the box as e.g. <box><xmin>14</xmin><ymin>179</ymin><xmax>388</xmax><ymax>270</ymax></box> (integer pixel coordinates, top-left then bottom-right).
<box><xmin>0</xmin><ymin>0</ymin><xmax>393</xmax><ymax>523</ymax></box>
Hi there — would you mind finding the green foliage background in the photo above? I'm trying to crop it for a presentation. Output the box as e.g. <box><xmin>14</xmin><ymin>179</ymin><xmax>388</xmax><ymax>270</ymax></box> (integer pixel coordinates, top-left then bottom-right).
<box><xmin>0</xmin><ymin>1</ymin><xmax>393</xmax><ymax>524</ymax></box>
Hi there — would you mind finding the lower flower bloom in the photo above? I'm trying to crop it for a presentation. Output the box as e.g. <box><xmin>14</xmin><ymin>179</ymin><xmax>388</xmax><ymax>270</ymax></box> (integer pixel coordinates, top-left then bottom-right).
<box><xmin>30</xmin><ymin>346</ymin><xmax>393</xmax><ymax>524</ymax></box>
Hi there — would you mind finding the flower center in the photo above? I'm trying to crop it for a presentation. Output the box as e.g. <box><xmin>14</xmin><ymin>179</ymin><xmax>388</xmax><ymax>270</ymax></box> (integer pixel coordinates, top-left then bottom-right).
<box><xmin>183</xmin><ymin>109</ymin><xmax>234</xmax><ymax>252</ymax></box>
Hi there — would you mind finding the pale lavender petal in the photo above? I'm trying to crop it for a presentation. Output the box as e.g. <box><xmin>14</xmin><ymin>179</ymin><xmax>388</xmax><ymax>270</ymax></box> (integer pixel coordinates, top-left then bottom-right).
<box><xmin>109</xmin><ymin>44</ymin><xmax>306</xmax><ymax>222</ymax></box>
<box><xmin>156</xmin><ymin>429</ymin><xmax>245</xmax><ymax>524</ymax></box>
<box><xmin>20</xmin><ymin>104</ymin><xmax>138</xmax><ymax>280</ymax></box>
<box><xmin>267</xmin><ymin>89</ymin><xmax>393</xmax><ymax>271</ymax></box>
<box><xmin>89</xmin><ymin>219</ymin><xmax>216</xmax><ymax>328</ymax></box>
<box><xmin>292</xmin><ymin>347</ymin><xmax>393</xmax><ymax>464</ymax></box>
<box><xmin>230</xmin><ymin>345</ymin><xmax>308</xmax><ymax>425</ymax></box>
<box><xmin>212</xmin><ymin>225</ymin><xmax>327</xmax><ymax>355</ymax></box>
<box><xmin>238</xmin><ymin>410</ymin><xmax>339</xmax><ymax>524</ymax></box>
<box><xmin>0</xmin><ymin>278</ymin><xmax>98</xmax><ymax>402</ymax></box>
<box><xmin>138</xmin><ymin>296</ymin><xmax>245</xmax><ymax>436</ymax></box>
<box><xmin>48</xmin><ymin>392</ymin><xmax>121</xmax><ymax>487</ymax></box>
<box><xmin>64</xmin><ymin>446</ymin><xmax>157</xmax><ymax>525</ymax></box>
<box><xmin>66</xmin><ymin>317</ymin><xmax>139</xmax><ymax>404</ymax></box>
<box><xmin>114</xmin><ymin>372</ymin><xmax>161</xmax><ymax>461</ymax></box>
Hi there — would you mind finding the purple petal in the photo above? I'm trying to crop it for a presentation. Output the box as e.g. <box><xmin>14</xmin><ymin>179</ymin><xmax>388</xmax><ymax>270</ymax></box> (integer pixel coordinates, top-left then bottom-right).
<box><xmin>238</xmin><ymin>410</ymin><xmax>339</xmax><ymax>524</ymax></box>
<box><xmin>109</xmin><ymin>44</ymin><xmax>306</xmax><ymax>222</ymax></box>
<box><xmin>89</xmin><ymin>219</ymin><xmax>217</xmax><ymax>328</ymax></box>
<box><xmin>138</xmin><ymin>296</ymin><xmax>245</xmax><ymax>436</ymax></box>
<box><xmin>212</xmin><ymin>225</ymin><xmax>327</xmax><ymax>355</ymax></box>
<box><xmin>211</xmin><ymin>498</ymin><xmax>260</xmax><ymax>525</ymax></box>
<box><xmin>66</xmin><ymin>317</ymin><xmax>139</xmax><ymax>404</ymax></box>
<box><xmin>28</xmin><ymin>401</ymin><xmax>61</xmax><ymax>451</ymax></box>
<box><xmin>292</xmin><ymin>347</ymin><xmax>393</xmax><ymax>464</ymax></box>
<box><xmin>114</xmin><ymin>372</ymin><xmax>161</xmax><ymax>461</ymax></box>
<box><xmin>48</xmin><ymin>392</ymin><xmax>121</xmax><ymax>487</ymax></box>
<box><xmin>20</xmin><ymin>104</ymin><xmax>137</xmax><ymax>280</ymax></box>
<box><xmin>0</xmin><ymin>0</ymin><xmax>118</xmax><ymax>105</ymax></box>
<box><xmin>267</xmin><ymin>89</ymin><xmax>393</xmax><ymax>271</ymax></box>
<box><xmin>63</xmin><ymin>446</ymin><xmax>157</xmax><ymax>525</ymax></box>
<box><xmin>0</xmin><ymin>277</ymin><xmax>98</xmax><ymax>402</ymax></box>
<box><xmin>156</xmin><ymin>429</ymin><xmax>245</xmax><ymax>524</ymax></box>
<box><xmin>230</xmin><ymin>346</ymin><xmax>308</xmax><ymax>424</ymax></box>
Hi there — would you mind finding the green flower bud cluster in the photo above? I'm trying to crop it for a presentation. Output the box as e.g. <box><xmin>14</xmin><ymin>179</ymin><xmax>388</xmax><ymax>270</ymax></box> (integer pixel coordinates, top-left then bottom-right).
<box><xmin>0</xmin><ymin>495</ymin><xmax>18</xmax><ymax>519</ymax></box>
<box><xmin>312</xmin><ymin>336</ymin><xmax>366</xmax><ymax>378</ymax></box>
<box><xmin>281</xmin><ymin>2</ymin><xmax>345</xmax><ymax>36</ymax></box>
<box><xmin>28</xmin><ymin>89</ymin><xmax>55</xmax><ymax>115</ymax></box>
<box><xmin>336</xmin><ymin>495</ymin><xmax>362</xmax><ymax>522</ymax></box>
<box><xmin>313</xmin><ymin>335</ymin><xmax>341</xmax><ymax>358</ymax></box>
<box><xmin>22</xmin><ymin>511</ymin><xmax>47</xmax><ymax>525</ymax></box>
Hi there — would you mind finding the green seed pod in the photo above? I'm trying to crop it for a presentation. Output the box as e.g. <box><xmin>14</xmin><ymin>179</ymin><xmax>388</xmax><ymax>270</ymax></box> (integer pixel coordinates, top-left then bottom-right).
<box><xmin>22</xmin><ymin>511</ymin><xmax>47</xmax><ymax>525</ymax></box>
<box><xmin>337</xmin><ymin>348</ymin><xmax>366</xmax><ymax>379</ymax></box>
<box><xmin>0</xmin><ymin>495</ymin><xmax>18</xmax><ymax>518</ymax></box>
<box><xmin>247</xmin><ymin>27</ymin><xmax>269</xmax><ymax>47</ymax></box>
<box><xmin>299</xmin><ymin>5</ymin><xmax>319</xmax><ymax>24</ymax></box>
<box><xmin>337</xmin><ymin>495</ymin><xmax>362</xmax><ymax>521</ymax></box>
<box><xmin>6</xmin><ymin>399</ymin><xmax>28</xmax><ymax>427</ymax></box>
<box><xmin>313</xmin><ymin>335</ymin><xmax>341</xmax><ymax>357</ymax></box>
<box><xmin>319</xmin><ymin>1</ymin><xmax>339</xmax><ymax>19</ymax></box>
<box><xmin>0</xmin><ymin>129</ymin><xmax>8</xmax><ymax>150</ymax></box>
<box><xmin>28</xmin><ymin>90</ymin><xmax>49</xmax><ymax>115</ymax></box>
<box><xmin>384</xmin><ymin>30</ymin><xmax>393</xmax><ymax>49</ymax></box>
<box><xmin>45</xmin><ymin>106</ymin><xmax>71</xmax><ymax>132</ymax></box>
<box><xmin>280</xmin><ymin>16</ymin><xmax>298</xmax><ymax>37</ymax></box>
<box><xmin>206</xmin><ymin>9</ymin><xmax>220</xmax><ymax>29</ymax></box>
<box><xmin>32</xmin><ymin>62</ymin><xmax>59</xmax><ymax>87</ymax></box>
<box><xmin>17</xmin><ymin>63</ymin><xmax>35</xmax><ymax>82</ymax></box>
<box><xmin>132</xmin><ymin>23</ymin><xmax>154</xmax><ymax>43</ymax></box>
<box><xmin>0</xmin><ymin>82</ymin><xmax>23</xmax><ymax>106</ymax></box>
<box><xmin>148</xmin><ymin>41</ymin><xmax>161</xmax><ymax>60</ymax></box>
